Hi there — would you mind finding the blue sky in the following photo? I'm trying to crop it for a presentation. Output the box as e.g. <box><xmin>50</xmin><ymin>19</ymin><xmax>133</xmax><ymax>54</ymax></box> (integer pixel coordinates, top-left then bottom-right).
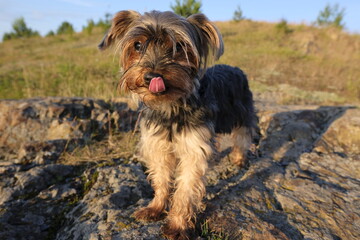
<box><xmin>1</xmin><ymin>0</ymin><xmax>359</xmax><ymax>39</ymax></box>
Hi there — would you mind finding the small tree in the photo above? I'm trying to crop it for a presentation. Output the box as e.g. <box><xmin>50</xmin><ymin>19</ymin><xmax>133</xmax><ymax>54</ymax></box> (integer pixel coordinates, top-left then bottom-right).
<box><xmin>96</xmin><ymin>13</ymin><xmax>112</xmax><ymax>32</ymax></box>
<box><xmin>57</xmin><ymin>21</ymin><xmax>75</xmax><ymax>35</ymax></box>
<box><xmin>275</xmin><ymin>19</ymin><xmax>292</xmax><ymax>34</ymax></box>
<box><xmin>233</xmin><ymin>5</ymin><xmax>245</xmax><ymax>22</ymax></box>
<box><xmin>316</xmin><ymin>3</ymin><xmax>345</xmax><ymax>29</ymax></box>
<box><xmin>2</xmin><ymin>33</ymin><xmax>13</xmax><ymax>41</ymax></box>
<box><xmin>3</xmin><ymin>17</ymin><xmax>39</xmax><ymax>41</ymax></box>
<box><xmin>83</xmin><ymin>19</ymin><xmax>95</xmax><ymax>35</ymax></box>
<box><xmin>171</xmin><ymin>0</ymin><xmax>202</xmax><ymax>17</ymax></box>
<box><xmin>46</xmin><ymin>30</ymin><xmax>55</xmax><ymax>37</ymax></box>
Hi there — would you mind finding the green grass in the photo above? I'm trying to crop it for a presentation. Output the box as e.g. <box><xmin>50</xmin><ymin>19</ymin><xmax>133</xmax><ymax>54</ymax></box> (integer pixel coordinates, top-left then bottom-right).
<box><xmin>200</xmin><ymin>220</ymin><xmax>230</xmax><ymax>240</ymax></box>
<box><xmin>1</xmin><ymin>22</ymin><xmax>359</xmax><ymax>104</ymax></box>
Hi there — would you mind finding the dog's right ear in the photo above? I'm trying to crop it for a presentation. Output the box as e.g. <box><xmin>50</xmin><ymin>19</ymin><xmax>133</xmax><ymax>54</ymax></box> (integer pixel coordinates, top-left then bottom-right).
<box><xmin>98</xmin><ymin>10</ymin><xmax>140</xmax><ymax>50</ymax></box>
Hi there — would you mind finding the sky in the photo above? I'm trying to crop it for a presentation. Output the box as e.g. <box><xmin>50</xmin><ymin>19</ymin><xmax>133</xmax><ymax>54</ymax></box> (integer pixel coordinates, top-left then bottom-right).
<box><xmin>1</xmin><ymin>0</ymin><xmax>360</xmax><ymax>39</ymax></box>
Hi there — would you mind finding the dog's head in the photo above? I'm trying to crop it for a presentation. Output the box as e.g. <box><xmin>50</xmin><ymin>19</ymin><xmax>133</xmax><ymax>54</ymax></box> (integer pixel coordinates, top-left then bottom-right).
<box><xmin>99</xmin><ymin>10</ymin><xmax>223</xmax><ymax>109</ymax></box>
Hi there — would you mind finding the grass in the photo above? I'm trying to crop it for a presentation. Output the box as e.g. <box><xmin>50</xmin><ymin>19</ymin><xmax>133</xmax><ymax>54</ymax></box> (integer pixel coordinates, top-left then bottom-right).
<box><xmin>1</xmin><ymin>21</ymin><xmax>360</xmax><ymax>104</ymax></box>
<box><xmin>58</xmin><ymin>131</ymin><xmax>139</xmax><ymax>165</ymax></box>
<box><xmin>217</xmin><ymin>20</ymin><xmax>360</xmax><ymax>103</ymax></box>
<box><xmin>200</xmin><ymin>220</ymin><xmax>230</xmax><ymax>240</ymax></box>
<box><xmin>0</xmin><ymin>29</ymin><xmax>120</xmax><ymax>99</ymax></box>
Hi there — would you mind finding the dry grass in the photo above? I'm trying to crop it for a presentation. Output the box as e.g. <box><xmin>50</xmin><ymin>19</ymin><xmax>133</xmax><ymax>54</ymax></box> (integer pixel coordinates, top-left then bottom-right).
<box><xmin>58</xmin><ymin>131</ymin><xmax>139</xmax><ymax>165</ymax></box>
<box><xmin>216</xmin><ymin>20</ymin><xmax>360</xmax><ymax>103</ymax></box>
<box><xmin>1</xmin><ymin>21</ymin><xmax>359</xmax><ymax>104</ymax></box>
<box><xmin>0</xmin><ymin>28</ymin><xmax>121</xmax><ymax>99</ymax></box>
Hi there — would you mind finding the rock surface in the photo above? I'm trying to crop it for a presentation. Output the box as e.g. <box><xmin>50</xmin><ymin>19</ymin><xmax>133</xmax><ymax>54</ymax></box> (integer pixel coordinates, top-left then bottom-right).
<box><xmin>0</xmin><ymin>97</ymin><xmax>359</xmax><ymax>240</ymax></box>
<box><xmin>0</xmin><ymin>97</ymin><xmax>137</xmax><ymax>165</ymax></box>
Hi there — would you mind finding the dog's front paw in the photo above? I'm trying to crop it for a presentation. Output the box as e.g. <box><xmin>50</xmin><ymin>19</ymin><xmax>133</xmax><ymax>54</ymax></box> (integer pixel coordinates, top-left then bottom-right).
<box><xmin>162</xmin><ymin>223</ymin><xmax>195</xmax><ymax>240</ymax></box>
<box><xmin>134</xmin><ymin>207</ymin><xmax>165</xmax><ymax>222</ymax></box>
<box><xmin>162</xmin><ymin>225</ymin><xmax>187</xmax><ymax>240</ymax></box>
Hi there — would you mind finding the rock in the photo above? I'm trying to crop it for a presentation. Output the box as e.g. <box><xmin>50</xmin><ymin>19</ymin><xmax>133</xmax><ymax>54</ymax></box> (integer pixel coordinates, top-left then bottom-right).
<box><xmin>0</xmin><ymin>98</ymin><xmax>359</xmax><ymax>240</ymax></box>
<box><xmin>0</xmin><ymin>164</ymin><xmax>80</xmax><ymax>240</ymax></box>
<box><xmin>314</xmin><ymin>107</ymin><xmax>360</xmax><ymax>155</ymax></box>
<box><xmin>258</xmin><ymin>105</ymin><xmax>348</xmax><ymax>165</ymax></box>
<box><xmin>0</xmin><ymin>97</ymin><xmax>138</xmax><ymax>164</ymax></box>
<box><xmin>55</xmin><ymin>163</ymin><xmax>160</xmax><ymax>240</ymax></box>
<box><xmin>201</xmin><ymin>104</ymin><xmax>360</xmax><ymax>240</ymax></box>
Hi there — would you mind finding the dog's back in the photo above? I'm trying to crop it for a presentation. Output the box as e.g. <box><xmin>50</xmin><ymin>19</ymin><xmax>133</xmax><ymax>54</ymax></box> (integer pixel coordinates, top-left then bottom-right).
<box><xmin>199</xmin><ymin>64</ymin><xmax>257</xmax><ymax>134</ymax></box>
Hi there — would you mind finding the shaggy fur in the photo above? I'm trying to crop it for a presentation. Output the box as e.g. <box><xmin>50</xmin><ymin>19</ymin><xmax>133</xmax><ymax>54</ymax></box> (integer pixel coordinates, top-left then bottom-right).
<box><xmin>99</xmin><ymin>10</ymin><xmax>257</xmax><ymax>240</ymax></box>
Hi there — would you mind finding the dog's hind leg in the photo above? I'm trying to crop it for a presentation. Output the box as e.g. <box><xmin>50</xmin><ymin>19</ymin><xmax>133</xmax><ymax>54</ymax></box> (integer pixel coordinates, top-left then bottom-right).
<box><xmin>229</xmin><ymin>126</ymin><xmax>253</xmax><ymax>167</ymax></box>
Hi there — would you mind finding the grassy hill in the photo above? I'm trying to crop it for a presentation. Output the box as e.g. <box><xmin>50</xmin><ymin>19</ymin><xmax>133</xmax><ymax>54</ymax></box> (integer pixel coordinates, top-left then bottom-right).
<box><xmin>1</xmin><ymin>20</ymin><xmax>359</xmax><ymax>105</ymax></box>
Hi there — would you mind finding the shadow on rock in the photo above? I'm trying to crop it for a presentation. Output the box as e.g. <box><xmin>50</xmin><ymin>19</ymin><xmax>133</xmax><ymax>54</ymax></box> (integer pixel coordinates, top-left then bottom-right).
<box><xmin>201</xmin><ymin>105</ymin><xmax>360</xmax><ymax>240</ymax></box>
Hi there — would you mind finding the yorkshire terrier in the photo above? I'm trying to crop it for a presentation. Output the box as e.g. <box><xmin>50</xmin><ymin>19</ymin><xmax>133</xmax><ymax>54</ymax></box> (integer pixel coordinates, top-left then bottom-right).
<box><xmin>99</xmin><ymin>10</ymin><xmax>257</xmax><ymax>240</ymax></box>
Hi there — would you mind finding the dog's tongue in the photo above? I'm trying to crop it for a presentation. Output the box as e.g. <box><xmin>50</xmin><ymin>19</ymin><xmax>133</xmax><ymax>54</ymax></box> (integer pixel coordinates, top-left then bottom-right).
<box><xmin>149</xmin><ymin>77</ymin><xmax>166</xmax><ymax>93</ymax></box>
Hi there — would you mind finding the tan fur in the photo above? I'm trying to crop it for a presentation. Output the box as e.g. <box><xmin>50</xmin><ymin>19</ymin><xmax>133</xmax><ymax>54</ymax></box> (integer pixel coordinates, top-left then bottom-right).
<box><xmin>229</xmin><ymin>127</ymin><xmax>253</xmax><ymax>167</ymax></box>
<box><xmin>135</xmin><ymin>122</ymin><xmax>214</xmax><ymax>232</ymax></box>
<box><xmin>99</xmin><ymin>10</ymin><xmax>254</xmax><ymax>240</ymax></box>
<box><xmin>134</xmin><ymin>122</ymin><xmax>176</xmax><ymax>221</ymax></box>
<box><xmin>169</xmin><ymin>126</ymin><xmax>212</xmax><ymax>228</ymax></box>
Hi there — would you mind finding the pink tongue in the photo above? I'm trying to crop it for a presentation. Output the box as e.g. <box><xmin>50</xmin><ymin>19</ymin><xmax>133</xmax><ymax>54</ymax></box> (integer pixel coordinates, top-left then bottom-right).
<box><xmin>149</xmin><ymin>77</ymin><xmax>166</xmax><ymax>93</ymax></box>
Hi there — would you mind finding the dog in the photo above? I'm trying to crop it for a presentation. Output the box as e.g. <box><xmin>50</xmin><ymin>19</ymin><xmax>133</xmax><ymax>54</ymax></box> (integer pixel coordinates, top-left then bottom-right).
<box><xmin>99</xmin><ymin>10</ymin><xmax>257</xmax><ymax>240</ymax></box>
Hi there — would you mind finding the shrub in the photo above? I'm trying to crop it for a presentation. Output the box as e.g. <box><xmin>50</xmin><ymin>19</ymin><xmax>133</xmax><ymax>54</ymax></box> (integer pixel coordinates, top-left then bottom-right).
<box><xmin>46</xmin><ymin>31</ymin><xmax>55</xmax><ymax>37</ymax></box>
<box><xmin>96</xmin><ymin>13</ymin><xmax>112</xmax><ymax>32</ymax></box>
<box><xmin>233</xmin><ymin>5</ymin><xmax>245</xmax><ymax>22</ymax></box>
<box><xmin>315</xmin><ymin>3</ymin><xmax>345</xmax><ymax>29</ymax></box>
<box><xmin>83</xmin><ymin>19</ymin><xmax>95</xmax><ymax>35</ymax></box>
<box><xmin>171</xmin><ymin>0</ymin><xmax>202</xmax><ymax>17</ymax></box>
<box><xmin>3</xmin><ymin>17</ymin><xmax>39</xmax><ymax>41</ymax></box>
<box><xmin>57</xmin><ymin>21</ymin><xmax>75</xmax><ymax>35</ymax></box>
<box><xmin>275</xmin><ymin>19</ymin><xmax>293</xmax><ymax>34</ymax></box>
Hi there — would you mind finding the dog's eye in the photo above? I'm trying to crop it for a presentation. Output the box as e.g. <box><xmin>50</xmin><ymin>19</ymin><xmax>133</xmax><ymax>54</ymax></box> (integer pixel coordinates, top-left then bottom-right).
<box><xmin>176</xmin><ymin>42</ymin><xmax>183</xmax><ymax>53</ymax></box>
<box><xmin>134</xmin><ymin>41</ymin><xmax>142</xmax><ymax>52</ymax></box>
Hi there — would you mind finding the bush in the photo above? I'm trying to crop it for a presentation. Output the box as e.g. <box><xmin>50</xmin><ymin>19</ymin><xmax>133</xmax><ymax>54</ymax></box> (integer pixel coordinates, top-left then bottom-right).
<box><xmin>83</xmin><ymin>19</ymin><xmax>95</xmax><ymax>35</ymax></box>
<box><xmin>233</xmin><ymin>5</ymin><xmax>245</xmax><ymax>22</ymax></box>
<box><xmin>275</xmin><ymin>19</ymin><xmax>293</xmax><ymax>34</ymax></box>
<box><xmin>171</xmin><ymin>0</ymin><xmax>202</xmax><ymax>17</ymax></box>
<box><xmin>316</xmin><ymin>3</ymin><xmax>345</xmax><ymax>29</ymax></box>
<box><xmin>46</xmin><ymin>31</ymin><xmax>55</xmax><ymax>37</ymax></box>
<box><xmin>3</xmin><ymin>17</ymin><xmax>39</xmax><ymax>41</ymax></box>
<box><xmin>96</xmin><ymin>13</ymin><xmax>112</xmax><ymax>32</ymax></box>
<box><xmin>57</xmin><ymin>21</ymin><xmax>75</xmax><ymax>35</ymax></box>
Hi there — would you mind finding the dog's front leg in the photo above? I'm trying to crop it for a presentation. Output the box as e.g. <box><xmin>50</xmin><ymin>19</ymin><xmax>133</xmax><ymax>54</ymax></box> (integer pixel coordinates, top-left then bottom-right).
<box><xmin>134</xmin><ymin>122</ymin><xmax>175</xmax><ymax>222</ymax></box>
<box><xmin>163</xmin><ymin>126</ymin><xmax>213</xmax><ymax>240</ymax></box>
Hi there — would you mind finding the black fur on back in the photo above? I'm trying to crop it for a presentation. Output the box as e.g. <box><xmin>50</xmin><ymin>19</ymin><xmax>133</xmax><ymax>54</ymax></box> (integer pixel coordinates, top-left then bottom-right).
<box><xmin>200</xmin><ymin>64</ymin><xmax>256</xmax><ymax>133</ymax></box>
<box><xmin>142</xmin><ymin>64</ymin><xmax>257</xmax><ymax>139</ymax></box>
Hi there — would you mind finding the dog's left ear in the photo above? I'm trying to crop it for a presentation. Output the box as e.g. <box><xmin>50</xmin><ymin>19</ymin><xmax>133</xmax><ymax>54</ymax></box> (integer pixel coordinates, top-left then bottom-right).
<box><xmin>98</xmin><ymin>10</ymin><xmax>141</xmax><ymax>50</ymax></box>
<box><xmin>187</xmin><ymin>13</ymin><xmax>224</xmax><ymax>60</ymax></box>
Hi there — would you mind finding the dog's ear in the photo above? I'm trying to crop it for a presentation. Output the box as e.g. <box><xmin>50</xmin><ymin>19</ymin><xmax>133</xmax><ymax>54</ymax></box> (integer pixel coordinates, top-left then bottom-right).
<box><xmin>187</xmin><ymin>13</ymin><xmax>224</xmax><ymax>60</ymax></box>
<box><xmin>98</xmin><ymin>10</ymin><xmax>140</xmax><ymax>50</ymax></box>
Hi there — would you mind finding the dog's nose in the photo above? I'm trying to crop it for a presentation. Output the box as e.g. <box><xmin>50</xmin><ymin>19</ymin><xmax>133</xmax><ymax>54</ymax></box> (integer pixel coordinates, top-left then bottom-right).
<box><xmin>144</xmin><ymin>73</ymin><xmax>163</xmax><ymax>84</ymax></box>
